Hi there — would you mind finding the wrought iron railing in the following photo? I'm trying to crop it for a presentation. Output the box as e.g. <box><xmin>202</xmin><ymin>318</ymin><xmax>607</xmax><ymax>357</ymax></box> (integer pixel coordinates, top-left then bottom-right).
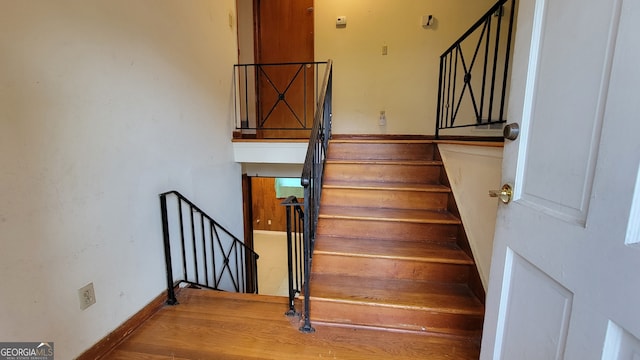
<box><xmin>281</xmin><ymin>196</ymin><xmax>304</xmax><ymax>317</ymax></box>
<box><xmin>233</xmin><ymin>61</ymin><xmax>329</xmax><ymax>136</ymax></box>
<box><xmin>281</xmin><ymin>59</ymin><xmax>332</xmax><ymax>333</ymax></box>
<box><xmin>435</xmin><ymin>0</ymin><xmax>515</xmax><ymax>138</ymax></box>
<box><xmin>160</xmin><ymin>191</ymin><xmax>259</xmax><ymax>305</ymax></box>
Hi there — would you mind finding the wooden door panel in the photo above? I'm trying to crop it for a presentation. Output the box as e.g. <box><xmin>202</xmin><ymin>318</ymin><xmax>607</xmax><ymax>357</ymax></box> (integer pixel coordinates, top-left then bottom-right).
<box><xmin>256</xmin><ymin>0</ymin><xmax>313</xmax><ymax>62</ymax></box>
<box><xmin>255</xmin><ymin>0</ymin><xmax>314</xmax><ymax>138</ymax></box>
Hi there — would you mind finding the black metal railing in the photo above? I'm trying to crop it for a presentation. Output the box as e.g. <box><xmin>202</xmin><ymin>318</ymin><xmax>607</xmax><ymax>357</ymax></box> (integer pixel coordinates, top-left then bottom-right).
<box><xmin>280</xmin><ymin>59</ymin><xmax>332</xmax><ymax>333</ymax></box>
<box><xmin>160</xmin><ymin>191</ymin><xmax>259</xmax><ymax>305</ymax></box>
<box><xmin>435</xmin><ymin>0</ymin><xmax>515</xmax><ymax>138</ymax></box>
<box><xmin>281</xmin><ymin>196</ymin><xmax>304</xmax><ymax>317</ymax></box>
<box><xmin>233</xmin><ymin>61</ymin><xmax>329</xmax><ymax>135</ymax></box>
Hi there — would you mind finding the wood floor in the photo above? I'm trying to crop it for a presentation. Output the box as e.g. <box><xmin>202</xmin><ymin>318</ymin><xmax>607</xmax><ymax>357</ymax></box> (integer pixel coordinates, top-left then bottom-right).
<box><xmin>104</xmin><ymin>288</ymin><xmax>480</xmax><ymax>359</ymax></box>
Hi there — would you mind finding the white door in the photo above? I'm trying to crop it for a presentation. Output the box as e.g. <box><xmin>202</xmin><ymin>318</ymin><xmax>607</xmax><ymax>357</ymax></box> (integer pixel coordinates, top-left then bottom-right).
<box><xmin>481</xmin><ymin>0</ymin><xmax>640</xmax><ymax>358</ymax></box>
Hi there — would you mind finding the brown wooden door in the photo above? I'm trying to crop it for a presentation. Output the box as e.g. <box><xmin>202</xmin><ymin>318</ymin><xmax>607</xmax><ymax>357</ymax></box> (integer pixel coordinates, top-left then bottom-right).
<box><xmin>255</xmin><ymin>0</ymin><xmax>314</xmax><ymax>138</ymax></box>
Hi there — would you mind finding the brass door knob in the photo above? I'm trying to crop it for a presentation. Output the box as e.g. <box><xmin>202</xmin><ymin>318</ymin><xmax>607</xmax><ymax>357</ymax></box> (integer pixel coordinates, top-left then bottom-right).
<box><xmin>489</xmin><ymin>184</ymin><xmax>513</xmax><ymax>204</ymax></box>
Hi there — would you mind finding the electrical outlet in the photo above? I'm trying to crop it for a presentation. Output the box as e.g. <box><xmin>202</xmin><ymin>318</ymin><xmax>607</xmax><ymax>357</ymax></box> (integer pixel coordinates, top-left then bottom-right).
<box><xmin>379</xmin><ymin>110</ymin><xmax>387</xmax><ymax>126</ymax></box>
<box><xmin>78</xmin><ymin>282</ymin><xmax>96</xmax><ymax>310</ymax></box>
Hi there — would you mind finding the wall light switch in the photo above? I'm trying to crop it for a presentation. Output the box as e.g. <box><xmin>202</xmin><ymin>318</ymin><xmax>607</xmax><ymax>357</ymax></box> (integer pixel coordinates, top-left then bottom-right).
<box><xmin>78</xmin><ymin>282</ymin><xmax>96</xmax><ymax>310</ymax></box>
<box><xmin>336</xmin><ymin>16</ymin><xmax>347</xmax><ymax>27</ymax></box>
<box><xmin>379</xmin><ymin>110</ymin><xmax>386</xmax><ymax>126</ymax></box>
<box><xmin>421</xmin><ymin>14</ymin><xmax>434</xmax><ymax>28</ymax></box>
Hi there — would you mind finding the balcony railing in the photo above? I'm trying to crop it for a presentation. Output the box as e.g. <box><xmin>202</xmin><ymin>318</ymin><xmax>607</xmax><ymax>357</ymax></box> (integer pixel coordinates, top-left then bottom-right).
<box><xmin>233</xmin><ymin>61</ymin><xmax>329</xmax><ymax>138</ymax></box>
<box><xmin>436</xmin><ymin>0</ymin><xmax>516</xmax><ymax>138</ymax></box>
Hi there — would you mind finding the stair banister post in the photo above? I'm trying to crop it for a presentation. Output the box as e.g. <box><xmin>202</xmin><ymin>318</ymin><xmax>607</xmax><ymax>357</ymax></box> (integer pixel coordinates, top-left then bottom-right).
<box><xmin>160</xmin><ymin>193</ymin><xmax>178</xmax><ymax>305</ymax></box>
<box><xmin>300</xmin><ymin>185</ymin><xmax>315</xmax><ymax>333</ymax></box>
<box><xmin>283</xmin><ymin>199</ymin><xmax>298</xmax><ymax>316</ymax></box>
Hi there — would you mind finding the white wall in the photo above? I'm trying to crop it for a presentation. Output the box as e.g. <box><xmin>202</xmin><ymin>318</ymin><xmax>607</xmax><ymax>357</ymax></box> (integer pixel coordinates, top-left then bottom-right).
<box><xmin>0</xmin><ymin>1</ymin><xmax>240</xmax><ymax>358</ymax></box>
<box><xmin>235</xmin><ymin>0</ymin><xmax>257</xmax><ymax>130</ymax></box>
<box><xmin>438</xmin><ymin>144</ymin><xmax>503</xmax><ymax>288</ymax></box>
<box><xmin>315</xmin><ymin>0</ymin><xmax>497</xmax><ymax>135</ymax></box>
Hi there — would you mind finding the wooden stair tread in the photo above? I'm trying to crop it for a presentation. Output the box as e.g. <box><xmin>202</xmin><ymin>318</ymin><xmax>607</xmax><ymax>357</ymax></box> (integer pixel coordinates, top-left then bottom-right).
<box><xmin>314</xmin><ymin>237</ymin><xmax>474</xmax><ymax>265</ymax></box>
<box><xmin>326</xmin><ymin>159</ymin><xmax>442</xmax><ymax>166</ymax></box>
<box><xmin>316</xmin><ymin>217</ymin><xmax>460</xmax><ymax>243</ymax></box>
<box><xmin>323</xmin><ymin>180</ymin><xmax>451</xmax><ymax>193</ymax></box>
<box><xmin>330</xmin><ymin>139</ymin><xmax>436</xmax><ymax>144</ymax></box>
<box><xmin>319</xmin><ymin>205</ymin><xmax>461</xmax><ymax>224</ymax></box>
<box><xmin>309</xmin><ymin>274</ymin><xmax>484</xmax><ymax>315</ymax></box>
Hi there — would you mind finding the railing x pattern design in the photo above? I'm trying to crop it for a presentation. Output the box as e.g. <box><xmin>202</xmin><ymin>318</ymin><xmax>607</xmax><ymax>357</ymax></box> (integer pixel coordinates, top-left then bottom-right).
<box><xmin>436</xmin><ymin>0</ymin><xmax>515</xmax><ymax>138</ymax></box>
<box><xmin>160</xmin><ymin>191</ymin><xmax>259</xmax><ymax>305</ymax></box>
<box><xmin>234</xmin><ymin>62</ymin><xmax>328</xmax><ymax>134</ymax></box>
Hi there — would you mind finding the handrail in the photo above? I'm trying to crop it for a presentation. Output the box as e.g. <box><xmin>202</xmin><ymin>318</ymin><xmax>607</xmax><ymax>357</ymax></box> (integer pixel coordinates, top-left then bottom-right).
<box><xmin>280</xmin><ymin>59</ymin><xmax>332</xmax><ymax>333</ymax></box>
<box><xmin>233</xmin><ymin>61</ymin><xmax>329</xmax><ymax>135</ymax></box>
<box><xmin>435</xmin><ymin>0</ymin><xmax>515</xmax><ymax>138</ymax></box>
<box><xmin>160</xmin><ymin>190</ymin><xmax>259</xmax><ymax>305</ymax></box>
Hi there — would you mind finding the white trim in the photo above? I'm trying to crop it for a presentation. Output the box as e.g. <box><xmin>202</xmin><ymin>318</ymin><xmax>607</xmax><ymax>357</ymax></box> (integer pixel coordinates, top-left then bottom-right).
<box><xmin>626</xmin><ymin>164</ymin><xmax>640</xmax><ymax>246</ymax></box>
<box><xmin>233</xmin><ymin>142</ymin><xmax>308</xmax><ymax>164</ymax></box>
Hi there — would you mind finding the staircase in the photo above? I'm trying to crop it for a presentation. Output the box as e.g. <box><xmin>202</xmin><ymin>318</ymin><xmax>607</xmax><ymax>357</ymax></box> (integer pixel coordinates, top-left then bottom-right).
<box><xmin>309</xmin><ymin>138</ymin><xmax>485</xmax><ymax>340</ymax></box>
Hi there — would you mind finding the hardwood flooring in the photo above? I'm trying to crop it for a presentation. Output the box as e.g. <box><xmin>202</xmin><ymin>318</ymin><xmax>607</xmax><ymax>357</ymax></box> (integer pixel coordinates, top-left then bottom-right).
<box><xmin>104</xmin><ymin>288</ymin><xmax>480</xmax><ymax>359</ymax></box>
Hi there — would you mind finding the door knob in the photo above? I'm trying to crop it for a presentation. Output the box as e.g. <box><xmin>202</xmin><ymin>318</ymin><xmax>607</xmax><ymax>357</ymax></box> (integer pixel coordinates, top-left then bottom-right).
<box><xmin>489</xmin><ymin>184</ymin><xmax>513</xmax><ymax>204</ymax></box>
<box><xmin>503</xmin><ymin>123</ymin><xmax>519</xmax><ymax>140</ymax></box>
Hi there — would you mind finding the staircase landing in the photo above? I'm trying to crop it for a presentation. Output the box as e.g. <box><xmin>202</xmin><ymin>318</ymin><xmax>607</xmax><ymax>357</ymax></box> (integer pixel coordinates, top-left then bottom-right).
<box><xmin>104</xmin><ymin>288</ymin><xmax>480</xmax><ymax>359</ymax></box>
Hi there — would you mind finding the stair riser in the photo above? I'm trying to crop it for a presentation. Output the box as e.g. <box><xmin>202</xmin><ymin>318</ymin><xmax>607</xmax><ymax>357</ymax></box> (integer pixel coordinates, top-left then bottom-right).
<box><xmin>324</xmin><ymin>163</ymin><xmax>442</xmax><ymax>184</ymax></box>
<box><xmin>310</xmin><ymin>300</ymin><xmax>484</xmax><ymax>337</ymax></box>
<box><xmin>312</xmin><ymin>254</ymin><xmax>470</xmax><ymax>283</ymax></box>
<box><xmin>316</xmin><ymin>218</ymin><xmax>459</xmax><ymax>243</ymax></box>
<box><xmin>328</xmin><ymin>142</ymin><xmax>435</xmax><ymax>161</ymax></box>
<box><xmin>321</xmin><ymin>188</ymin><xmax>449</xmax><ymax>210</ymax></box>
